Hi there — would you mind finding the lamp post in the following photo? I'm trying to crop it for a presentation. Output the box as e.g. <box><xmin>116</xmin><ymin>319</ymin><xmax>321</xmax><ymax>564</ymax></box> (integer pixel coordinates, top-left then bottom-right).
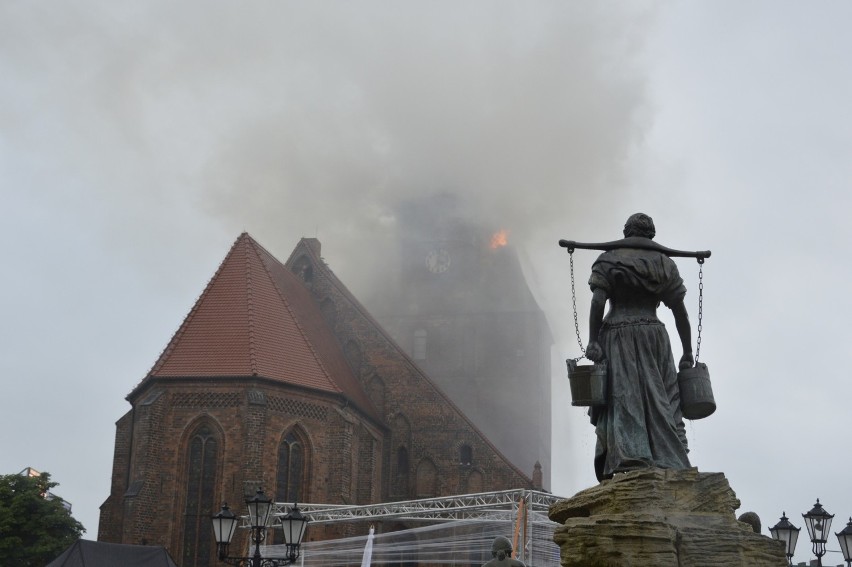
<box><xmin>771</xmin><ymin>501</ymin><xmax>852</xmax><ymax>567</ymax></box>
<box><xmin>769</xmin><ymin>512</ymin><xmax>800</xmax><ymax>566</ymax></box>
<box><xmin>211</xmin><ymin>488</ymin><xmax>309</xmax><ymax>567</ymax></box>
<box><xmin>803</xmin><ymin>499</ymin><xmax>834</xmax><ymax>567</ymax></box>
<box><xmin>836</xmin><ymin>518</ymin><xmax>852</xmax><ymax>567</ymax></box>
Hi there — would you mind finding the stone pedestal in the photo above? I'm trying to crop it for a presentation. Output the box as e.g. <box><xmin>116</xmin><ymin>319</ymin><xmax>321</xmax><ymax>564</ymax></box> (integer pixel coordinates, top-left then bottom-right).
<box><xmin>548</xmin><ymin>468</ymin><xmax>787</xmax><ymax>567</ymax></box>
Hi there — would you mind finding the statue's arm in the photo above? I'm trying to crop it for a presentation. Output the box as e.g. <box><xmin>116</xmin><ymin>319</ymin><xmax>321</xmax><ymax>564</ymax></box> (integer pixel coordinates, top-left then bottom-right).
<box><xmin>586</xmin><ymin>288</ymin><xmax>607</xmax><ymax>362</ymax></box>
<box><xmin>670</xmin><ymin>299</ymin><xmax>694</xmax><ymax>370</ymax></box>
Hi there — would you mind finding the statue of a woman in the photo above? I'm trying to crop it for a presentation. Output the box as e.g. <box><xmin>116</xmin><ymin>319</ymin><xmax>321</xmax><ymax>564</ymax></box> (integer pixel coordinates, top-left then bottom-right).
<box><xmin>585</xmin><ymin>213</ymin><xmax>693</xmax><ymax>481</ymax></box>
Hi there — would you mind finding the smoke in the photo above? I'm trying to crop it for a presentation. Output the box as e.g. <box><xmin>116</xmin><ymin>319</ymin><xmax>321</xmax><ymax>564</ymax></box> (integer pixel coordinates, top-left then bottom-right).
<box><xmin>1</xmin><ymin>1</ymin><xmax>661</xmax><ymax>495</ymax></box>
<box><xmin>1</xmin><ymin>1</ymin><xmax>658</xmax><ymax>275</ymax></box>
<box><xmin>186</xmin><ymin>3</ymin><xmax>659</xmax><ymax>306</ymax></box>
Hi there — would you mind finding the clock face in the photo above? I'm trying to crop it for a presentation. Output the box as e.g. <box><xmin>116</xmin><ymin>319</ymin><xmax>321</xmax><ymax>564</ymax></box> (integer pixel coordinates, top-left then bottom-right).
<box><xmin>425</xmin><ymin>248</ymin><xmax>451</xmax><ymax>273</ymax></box>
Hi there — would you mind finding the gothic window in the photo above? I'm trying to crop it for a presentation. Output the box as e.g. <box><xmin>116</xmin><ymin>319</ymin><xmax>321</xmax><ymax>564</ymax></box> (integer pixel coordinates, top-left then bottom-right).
<box><xmin>391</xmin><ymin>415</ymin><xmax>411</xmax><ymax>498</ymax></box>
<box><xmin>393</xmin><ymin>446</ymin><xmax>409</xmax><ymax>497</ymax></box>
<box><xmin>459</xmin><ymin>444</ymin><xmax>473</xmax><ymax>466</ymax></box>
<box><xmin>413</xmin><ymin>329</ymin><xmax>427</xmax><ymax>360</ymax></box>
<box><xmin>182</xmin><ymin>424</ymin><xmax>219</xmax><ymax>567</ymax></box>
<box><xmin>276</xmin><ymin>431</ymin><xmax>304</xmax><ymax>503</ymax></box>
<box><xmin>274</xmin><ymin>429</ymin><xmax>308</xmax><ymax>544</ymax></box>
<box><xmin>356</xmin><ymin>427</ymin><xmax>375</xmax><ymax>504</ymax></box>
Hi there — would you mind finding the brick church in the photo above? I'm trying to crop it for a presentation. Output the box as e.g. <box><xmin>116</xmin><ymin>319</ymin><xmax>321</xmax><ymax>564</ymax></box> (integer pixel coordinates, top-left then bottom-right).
<box><xmin>98</xmin><ymin>234</ymin><xmax>539</xmax><ymax>566</ymax></box>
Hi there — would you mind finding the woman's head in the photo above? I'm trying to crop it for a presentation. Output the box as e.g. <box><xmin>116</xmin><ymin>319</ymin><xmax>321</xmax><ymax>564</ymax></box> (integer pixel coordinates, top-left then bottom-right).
<box><xmin>492</xmin><ymin>536</ymin><xmax>512</xmax><ymax>560</ymax></box>
<box><xmin>623</xmin><ymin>213</ymin><xmax>656</xmax><ymax>239</ymax></box>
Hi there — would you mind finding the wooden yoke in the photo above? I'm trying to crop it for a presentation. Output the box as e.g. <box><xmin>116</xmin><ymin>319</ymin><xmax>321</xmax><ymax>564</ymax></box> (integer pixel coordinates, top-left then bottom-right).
<box><xmin>559</xmin><ymin>236</ymin><xmax>711</xmax><ymax>261</ymax></box>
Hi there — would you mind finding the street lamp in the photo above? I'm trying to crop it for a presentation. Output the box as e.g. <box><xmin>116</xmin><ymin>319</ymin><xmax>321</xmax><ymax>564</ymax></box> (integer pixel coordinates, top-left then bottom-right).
<box><xmin>211</xmin><ymin>488</ymin><xmax>309</xmax><ymax>567</ymax></box>
<box><xmin>836</xmin><ymin>518</ymin><xmax>852</xmax><ymax>567</ymax></box>
<box><xmin>770</xmin><ymin>512</ymin><xmax>800</xmax><ymax>566</ymax></box>
<box><xmin>803</xmin><ymin>499</ymin><xmax>834</xmax><ymax>567</ymax></box>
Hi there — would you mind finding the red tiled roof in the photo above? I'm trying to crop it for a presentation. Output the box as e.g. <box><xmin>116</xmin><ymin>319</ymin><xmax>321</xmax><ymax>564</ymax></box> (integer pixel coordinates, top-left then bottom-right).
<box><xmin>139</xmin><ymin>234</ymin><xmax>378</xmax><ymax>420</ymax></box>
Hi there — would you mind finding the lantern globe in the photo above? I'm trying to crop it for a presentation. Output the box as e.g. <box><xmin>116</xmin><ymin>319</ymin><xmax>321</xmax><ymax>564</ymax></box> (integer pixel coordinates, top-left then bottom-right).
<box><xmin>837</xmin><ymin>517</ymin><xmax>852</xmax><ymax>563</ymax></box>
<box><xmin>803</xmin><ymin>499</ymin><xmax>834</xmax><ymax>544</ymax></box>
<box><xmin>211</xmin><ymin>503</ymin><xmax>239</xmax><ymax>545</ymax></box>
<box><xmin>246</xmin><ymin>488</ymin><xmax>273</xmax><ymax>529</ymax></box>
<box><xmin>280</xmin><ymin>503</ymin><xmax>309</xmax><ymax>548</ymax></box>
<box><xmin>769</xmin><ymin>512</ymin><xmax>800</xmax><ymax>560</ymax></box>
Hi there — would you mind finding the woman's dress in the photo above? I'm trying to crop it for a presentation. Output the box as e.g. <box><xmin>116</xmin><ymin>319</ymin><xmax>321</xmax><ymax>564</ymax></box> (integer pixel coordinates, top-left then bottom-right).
<box><xmin>588</xmin><ymin>248</ymin><xmax>691</xmax><ymax>481</ymax></box>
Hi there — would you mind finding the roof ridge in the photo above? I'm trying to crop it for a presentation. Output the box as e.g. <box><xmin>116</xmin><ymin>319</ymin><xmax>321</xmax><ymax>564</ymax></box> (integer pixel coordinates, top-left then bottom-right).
<box><xmin>243</xmin><ymin>236</ymin><xmax>258</xmax><ymax>376</ymax></box>
<box><xmin>143</xmin><ymin>234</ymin><xmax>248</xmax><ymax>381</ymax></box>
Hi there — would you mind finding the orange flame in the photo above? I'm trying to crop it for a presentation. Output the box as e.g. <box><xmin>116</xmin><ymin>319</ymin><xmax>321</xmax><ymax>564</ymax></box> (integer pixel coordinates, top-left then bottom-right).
<box><xmin>490</xmin><ymin>229</ymin><xmax>509</xmax><ymax>249</ymax></box>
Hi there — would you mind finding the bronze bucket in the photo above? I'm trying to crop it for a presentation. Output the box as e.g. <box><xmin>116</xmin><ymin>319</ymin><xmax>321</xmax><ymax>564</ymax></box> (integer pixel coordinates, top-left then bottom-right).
<box><xmin>678</xmin><ymin>362</ymin><xmax>715</xmax><ymax>420</ymax></box>
<box><xmin>566</xmin><ymin>359</ymin><xmax>607</xmax><ymax>407</ymax></box>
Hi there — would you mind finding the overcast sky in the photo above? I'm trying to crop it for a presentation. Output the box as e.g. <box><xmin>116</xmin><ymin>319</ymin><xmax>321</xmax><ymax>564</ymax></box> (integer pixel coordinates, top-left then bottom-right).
<box><xmin>2</xmin><ymin>2</ymin><xmax>851</xmax><ymax>564</ymax></box>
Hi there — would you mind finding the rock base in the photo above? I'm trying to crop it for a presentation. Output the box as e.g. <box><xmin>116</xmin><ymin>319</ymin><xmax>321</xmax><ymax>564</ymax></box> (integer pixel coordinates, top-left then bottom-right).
<box><xmin>548</xmin><ymin>468</ymin><xmax>787</xmax><ymax>567</ymax></box>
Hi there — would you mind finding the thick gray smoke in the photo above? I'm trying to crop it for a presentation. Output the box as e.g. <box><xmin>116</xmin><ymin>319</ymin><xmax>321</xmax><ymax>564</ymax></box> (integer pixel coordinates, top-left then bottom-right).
<box><xmin>1</xmin><ymin>1</ymin><xmax>660</xmax><ymax>501</ymax></box>
<box><xmin>3</xmin><ymin>2</ymin><xmax>656</xmax><ymax>273</ymax></box>
<box><xmin>198</xmin><ymin>4</ymin><xmax>655</xmax><ymax>274</ymax></box>
<box><xmin>188</xmin><ymin>4</ymin><xmax>662</xmax><ymax>355</ymax></box>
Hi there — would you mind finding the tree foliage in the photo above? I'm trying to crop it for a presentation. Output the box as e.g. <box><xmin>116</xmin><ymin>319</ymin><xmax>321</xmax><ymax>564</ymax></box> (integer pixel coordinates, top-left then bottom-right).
<box><xmin>0</xmin><ymin>471</ymin><xmax>85</xmax><ymax>566</ymax></box>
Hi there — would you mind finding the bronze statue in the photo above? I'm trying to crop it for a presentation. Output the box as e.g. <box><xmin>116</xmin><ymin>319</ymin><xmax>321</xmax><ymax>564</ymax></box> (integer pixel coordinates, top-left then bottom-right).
<box><xmin>482</xmin><ymin>536</ymin><xmax>525</xmax><ymax>567</ymax></box>
<box><xmin>561</xmin><ymin>213</ymin><xmax>707</xmax><ymax>481</ymax></box>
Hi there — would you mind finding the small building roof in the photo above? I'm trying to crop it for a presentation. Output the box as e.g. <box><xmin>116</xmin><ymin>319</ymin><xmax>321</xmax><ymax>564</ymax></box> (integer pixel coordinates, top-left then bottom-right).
<box><xmin>47</xmin><ymin>539</ymin><xmax>177</xmax><ymax>567</ymax></box>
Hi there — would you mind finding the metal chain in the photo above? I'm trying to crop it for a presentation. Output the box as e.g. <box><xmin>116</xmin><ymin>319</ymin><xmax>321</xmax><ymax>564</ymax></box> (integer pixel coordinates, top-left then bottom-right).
<box><xmin>568</xmin><ymin>250</ymin><xmax>586</xmax><ymax>360</ymax></box>
<box><xmin>568</xmin><ymin>249</ymin><xmax>705</xmax><ymax>363</ymax></box>
<box><xmin>695</xmin><ymin>258</ymin><xmax>704</xmax><ymax>362</ymax></box>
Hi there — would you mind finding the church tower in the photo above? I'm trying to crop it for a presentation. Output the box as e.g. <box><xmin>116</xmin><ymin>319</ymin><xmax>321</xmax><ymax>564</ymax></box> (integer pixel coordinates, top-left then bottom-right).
<box><xmin>366</xmin><ymin>195</ymin><xmax>552</xmax><ymax>487</ymax></box>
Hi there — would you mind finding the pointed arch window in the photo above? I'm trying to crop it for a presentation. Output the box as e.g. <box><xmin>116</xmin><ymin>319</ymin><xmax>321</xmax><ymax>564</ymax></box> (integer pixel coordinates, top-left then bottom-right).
<box><xmin>276</xmin><ymin>431</ymin><xmax>304</xmax><ymax>503</ymax></box>
<box><xmin>393</xmin><ymin>446</ymin><xmax>410</xmax><ymax>497</ymax></box>
<box><xmin>460</xmin><ymin>444</ymin><xmax>473</xmax><ymax>466</ymax></box>
<box><xmin>182</xmin><ymin>425</ymin><xmax>219</xmax><ymax>567</ymax></box>
<box><xmin>274</xmin><ymin>429</ymin><xmax>307</xmax><ymax>544</ymax></box>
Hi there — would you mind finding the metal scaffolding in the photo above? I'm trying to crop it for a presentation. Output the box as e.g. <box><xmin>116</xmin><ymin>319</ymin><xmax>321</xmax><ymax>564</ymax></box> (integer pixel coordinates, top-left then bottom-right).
<box><xmin>264</xmin><ymin>489</ymin><xmax>565</xmax><ymax>566</ymax></box>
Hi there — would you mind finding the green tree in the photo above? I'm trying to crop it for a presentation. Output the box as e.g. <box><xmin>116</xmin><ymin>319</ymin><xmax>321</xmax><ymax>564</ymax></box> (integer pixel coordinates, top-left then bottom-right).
<box><xmin>0</xmin><ymin>471</ymin><xmax>85</xmax><ymax>566</ymax></box>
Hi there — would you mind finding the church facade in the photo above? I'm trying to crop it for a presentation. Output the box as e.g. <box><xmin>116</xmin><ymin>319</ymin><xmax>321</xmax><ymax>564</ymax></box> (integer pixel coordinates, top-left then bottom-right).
<box><xmin>98</xmin><ymin>234</ymin><xmax>536</xmax><ymax>566</ymax></box>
